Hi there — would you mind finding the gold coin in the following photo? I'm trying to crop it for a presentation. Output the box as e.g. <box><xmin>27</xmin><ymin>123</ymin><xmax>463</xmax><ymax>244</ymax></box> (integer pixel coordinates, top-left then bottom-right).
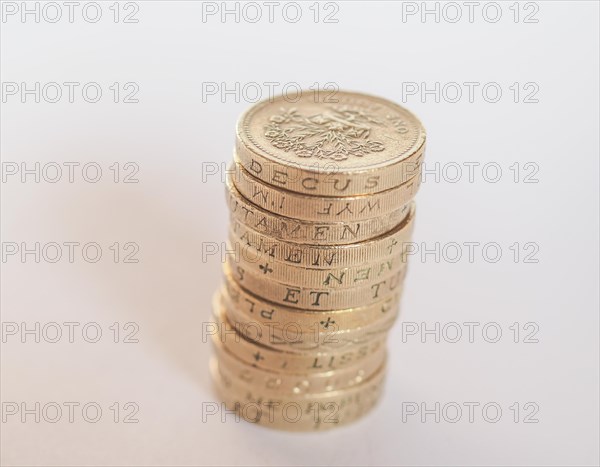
<box><xmin>212</xmin><ymin>330</ymin><xmax>387</xmax><ymax>394</ymax></box>
<box><xmin>221</xmin><ymin>294</ymin><xmax>400</xmax><ymax>351</ymax></box>
<box><xmin>221</xmin><ymin>270</ymin><xmax>401</xmax><ymax>334</ymax></box>
<box><xmin>224</xmin><ymin>260</ymin><xmax>406</xmax><ymax>310</ymax></box>
<box><xmin>211</xmin><ymin>302</ymin><xmax>388</xmax><ymax>373</ymax></box>
<box><xmin>225</xmin><ymin>240</ymin><xmax>407</xmax><ymax>289</ymax></box>
<box><xmin>231</xmin><ymin>161</ymin><xmax>420</xmax><ymax>222</ymax></box>
<box><xmin>235</xmin><ymin>91</ymin><xmax>425</xmax><ymax>196</ymax></box>
<box><xmin>229</xmin><ymin>202</ymin><xmax>415</xmax><ymax>269</ymax></box>
<box><xmin>226</xmin><ymin>170</ymin><xmax>410</xmax><ymax>245</ymax></box>
<box><xmin>210</xmin><ymin>357</ymin><xmax>385</xmax><ymax>431</ymax></box>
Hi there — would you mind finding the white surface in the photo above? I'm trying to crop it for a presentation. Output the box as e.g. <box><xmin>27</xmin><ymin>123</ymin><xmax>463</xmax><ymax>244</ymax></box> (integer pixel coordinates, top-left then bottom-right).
<box><xmin>1</xmin><ymin>1</ymin><xmax>598</xmax><ymax>466</ymax></box>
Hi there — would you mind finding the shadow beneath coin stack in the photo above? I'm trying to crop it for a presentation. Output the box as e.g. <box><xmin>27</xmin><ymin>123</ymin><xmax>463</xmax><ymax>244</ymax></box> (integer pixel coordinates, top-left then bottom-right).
<box><xmin>51</xmin><ymin>164</ymin><xmax>224</xmax><ymax>394</ymax></box>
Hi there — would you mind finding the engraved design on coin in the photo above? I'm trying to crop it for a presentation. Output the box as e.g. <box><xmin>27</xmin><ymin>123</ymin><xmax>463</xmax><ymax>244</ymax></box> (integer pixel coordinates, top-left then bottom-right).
<box><xmin>264</xmin><ymin>107</ymin><xmax>386</xmax><ymax>161</ymax></box>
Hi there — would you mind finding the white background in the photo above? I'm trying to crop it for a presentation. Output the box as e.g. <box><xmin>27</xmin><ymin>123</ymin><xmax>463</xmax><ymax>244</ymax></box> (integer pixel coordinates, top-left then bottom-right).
<box><xmin>1</xmin><ymin>1</ymin><xmax>598</xmax><ymax>465</ymax></box>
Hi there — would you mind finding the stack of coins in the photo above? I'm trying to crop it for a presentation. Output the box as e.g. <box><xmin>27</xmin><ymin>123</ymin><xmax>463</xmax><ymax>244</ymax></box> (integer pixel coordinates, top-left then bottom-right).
<box><xmin>211</xmin><ymin>91</ymin><xmax>426</xmax><ymax>431</ymax></box>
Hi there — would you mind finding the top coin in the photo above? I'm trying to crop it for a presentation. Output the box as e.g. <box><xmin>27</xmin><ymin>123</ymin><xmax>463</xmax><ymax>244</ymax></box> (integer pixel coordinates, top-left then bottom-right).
<box><xmin>235</xmin><ymin>90</ymin><xmax>426</xmax><ymax>197</ymax></box>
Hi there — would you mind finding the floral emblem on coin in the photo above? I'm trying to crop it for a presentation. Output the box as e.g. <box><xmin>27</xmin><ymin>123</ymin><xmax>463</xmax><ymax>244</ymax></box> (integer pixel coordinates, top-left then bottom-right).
<box><xmin>264</xmin><ymin>107</ymin><xmax>385</xmax><ymax>161</ymax></box>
